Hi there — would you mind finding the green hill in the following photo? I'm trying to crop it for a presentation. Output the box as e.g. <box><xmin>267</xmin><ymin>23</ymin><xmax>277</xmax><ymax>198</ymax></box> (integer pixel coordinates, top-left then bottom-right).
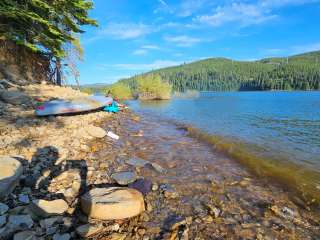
<box><xmin>119</xmin><ymin>51</ymin><xmax>320</xmax><ymax>92</ymax></box>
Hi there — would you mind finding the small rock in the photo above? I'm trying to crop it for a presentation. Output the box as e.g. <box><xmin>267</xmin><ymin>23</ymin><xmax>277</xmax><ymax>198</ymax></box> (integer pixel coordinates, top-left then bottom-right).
<box><xmin>86</xmin><ymin>125</ymin><xmax>107</xmax><ymax>138</ymax></box>
<box><xmin>152</xmin><ymin>183</ymin><xmax>159</xmax><ymax>191</ymax></box>
<box><xmin>164</xmin><ymin>215</ymin><xmax>186</xmax><ymax>231</ymax></box>
<box><xmin>31</xmin><ymin>199</ymin><xmax>68</xmax><ymax>217</ymax></box>
<box><xmin>39</xmin><ymin>216</ymin><xmax>62</xmax><ymax>229</ymax></box>
<box><xmin>109</xmin><ymin>233</ymin><xmax>127</xmax><ymax>240</ymax></box>
<box><xmin>0</xmin><ymin>203</ymin><xmax>9</xmax><ymax>215</ymax></box>
<box><xmin>76</xmin><ymin>223</ymin><xmax>103</xmax><ymax>238</ymax></box>
<box><xmin>8</xmin><ymin>214</ymin><xmax>34</xmax><ymax>230</ymax></box>
<box><xmin>0</xmin><ymin>215</ymin><xmax>6</xmax><ymax>227</ymax></box>
<box><xmin>129</xmin><ymin>178</ymin><xmax>152</xmax><ymax>196</ymax></box>
<box><xmin>0</xmin><ymin>156</ymin><xmax>23</xmax><ymax>199</ymax></box>
<box><xmin>18</xmin><ymin>194</ymin><xmax>30</xmax><ymax>204</ymax></box>
<box><xmin>53</xmin><ymin>233</ymin><xmax>71</xmax><ymax>240</ymax></box>
<box><xmin>126</xmin><ymin>158</ymin><xmax>149</xmax><ymax>167</ymax></box>
<box><xmin>151</xmin><ymin>163</ymin><xmax>167</xmax><ymax>174</ymax></box>
<box><xmin>13</xmin><ymin>231</ymin><xmax>37</xmax><ymax>240</ymax></box>
<box><xmin>202</xmin><ymin>215</ymin><xmax>213</xmax><ymax>223</ymax></box>
<box><xmin>160</xmin><ymin>184</ymin><xmax>178</xmax><ymax>199</ymax></box>
<box><xmin>111</xmin><ymin>171</ymin><xmax>137</xmax><ymax>185</ymax></box>
<box><xmin>137</xmin><ymin>228</ymin><xmax>146</xmax><ymax>236</ymax></box>
<box><xmin>81</xmin><ymin>187</ymin><xmax>145</xmax><ymax>220</ymax></box>
<box><xmin>206</xmin><ymin>204</ymin><xmax>221</xmax><ymax>218</ymax></box>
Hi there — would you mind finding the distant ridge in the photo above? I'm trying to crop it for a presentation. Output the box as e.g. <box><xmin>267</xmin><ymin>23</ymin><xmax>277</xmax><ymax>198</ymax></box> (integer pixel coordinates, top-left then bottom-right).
<box><xmin>119</xmin><ymin>50</ymin><xmax>320</xmax><ymax>92</ymax></box>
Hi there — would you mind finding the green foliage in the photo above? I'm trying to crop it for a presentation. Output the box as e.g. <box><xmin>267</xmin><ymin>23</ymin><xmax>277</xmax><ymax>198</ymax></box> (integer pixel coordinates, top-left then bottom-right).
<box><xmin>105</xmin><ymin>83</ymin><xmax>132</xmax><ymax>100</ymax></box>
<box><xmin>0</xmin><ymin>0</ymin><xmax>97</xmax><ymax>58</ymax></box>
<box><xmin>135</xmin><ymin>74</ymin><xmax>172</xmax><ymax>100</ymax></box>
<box><xmin>122</xmin><ymin>51</ymin><xmax>320</xmax><ymax>92</ymax></box>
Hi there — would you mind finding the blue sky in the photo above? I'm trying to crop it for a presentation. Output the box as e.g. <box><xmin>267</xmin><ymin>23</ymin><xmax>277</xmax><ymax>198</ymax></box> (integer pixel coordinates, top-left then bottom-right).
<box><xmin>75</xmin><ymin>0</ymin><xmax>320</xmax><ymax>85</ymax></box>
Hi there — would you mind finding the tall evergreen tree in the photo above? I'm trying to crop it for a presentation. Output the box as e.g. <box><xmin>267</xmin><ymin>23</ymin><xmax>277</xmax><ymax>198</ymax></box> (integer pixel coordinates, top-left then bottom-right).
<box><xmin>0</xmin><ymin>0</ymin><xmax>97</xmax><ymax>84</ymax></box>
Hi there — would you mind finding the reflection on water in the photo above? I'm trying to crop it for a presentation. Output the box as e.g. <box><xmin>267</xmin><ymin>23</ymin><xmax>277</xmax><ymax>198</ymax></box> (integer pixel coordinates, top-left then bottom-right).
<box><xmin>139</xmin><ymin>100</ymin><xmax>171</xmax><ymax>109</ymax></box>
<box><xmin>128</xmin><ymin>91</ymin><xmax>320</xmax><ymax>203</ymax></box>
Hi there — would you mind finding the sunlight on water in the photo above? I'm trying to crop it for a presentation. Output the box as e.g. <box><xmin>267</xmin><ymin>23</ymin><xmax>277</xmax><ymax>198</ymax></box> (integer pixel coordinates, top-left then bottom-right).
<box><xmin>129</xmin><ymin>91</ymin><xmax>320</xmax><ymax>203</ymax></box>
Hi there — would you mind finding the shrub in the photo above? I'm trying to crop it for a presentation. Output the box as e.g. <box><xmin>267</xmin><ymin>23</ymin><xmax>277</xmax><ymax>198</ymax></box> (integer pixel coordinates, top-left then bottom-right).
<box><xmin>136</xmin><ymin>74</ymin><xmax>172</xmax><ymax>100</ymax></box>
<box><xmin>106</xmin><ymin>83</ymin><xmax>132</xmax><ymax>100</ymax></box>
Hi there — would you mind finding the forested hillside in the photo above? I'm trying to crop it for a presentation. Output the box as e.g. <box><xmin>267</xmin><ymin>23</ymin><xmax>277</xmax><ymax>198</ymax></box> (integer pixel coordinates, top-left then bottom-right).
<box><xmin>120</xmin><ymin>51</ymin><xmax>320</xmax><ymax>92</ymax></box>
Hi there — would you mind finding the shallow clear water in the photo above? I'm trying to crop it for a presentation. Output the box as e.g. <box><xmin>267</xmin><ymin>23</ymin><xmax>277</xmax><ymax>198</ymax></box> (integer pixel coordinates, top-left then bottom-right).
<box><xmin>128</xmin><ymin>91</ymin><xmax>320</xmax><ymax>201</ymax></box>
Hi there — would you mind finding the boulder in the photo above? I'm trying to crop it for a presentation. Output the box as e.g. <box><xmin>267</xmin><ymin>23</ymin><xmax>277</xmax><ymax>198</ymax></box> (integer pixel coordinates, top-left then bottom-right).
<box><xmin>81</xmin><ymin>187</ymin><xmax>145</xmax><ymax>220</ymax></box>
<box><xmin>111</xmin><ymin>171</ymin><xmax>137</xmax><ymax>185</ymax></box>
<box><xmin>0</xmin><ymin>90</ymin><xmax>30</xmax><ymax>105</ymax></box>
<box><xmin>31</xmin><ymin>199</ymin><xmax>68</xmax><ymax>217</ymax></box>
<box><xmin>85</xmin><ymin>125</ymin><xmax>107</xmax><ymax>138</ymax></box>
<box><xmin>13</xmin><ymin>231</ymin><xmax>37</xmax><ymax>240</ymax></box>
<box><xmin>0</xmin><ymin>156</ymin><xmax>23</xmax><ymax>199</ymax></box>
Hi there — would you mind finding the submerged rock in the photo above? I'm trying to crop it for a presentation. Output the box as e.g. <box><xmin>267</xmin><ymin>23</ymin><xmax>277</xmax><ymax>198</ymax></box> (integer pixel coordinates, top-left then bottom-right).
<box><xmin>126</xmin><ymin>158</ymin><xmax>149</xmax><ymax>167</ymax></box>
<box><xmin>151</xmin><ymin>162</ymin><xmax>167</xmax><ymax>174</ymax></box>
<box><xmin>129</xmin><ymin>178</ymin><xmax>152</xmax><ymax>196</ymax></box>
<box><xmin>81</xmin><ymin>187</ymin><xmax>145</xmax><ymax>220</ymax></box>
<box><xmin>0</xmin><ymin>156</ymin><xmax>23</xmax><ymax>199</ymax></box>
<box><xmin>160</xmin><ymin>184</ymin><xmax>178</xmax><ymax>199</ymax></box>
<box><xmin>111</xmin><ymin>171</ymin><xmax>137</xmax><ymax>185</ymax></box>
<box><xmin>164</xmin><ymin>215</ymin><xmax>187</xmax><ymax>231</ymax></box>
<box><xmin>31</xmin><ymin>199</ymin><xmax>68</xmax><ymax>217</ymax></box>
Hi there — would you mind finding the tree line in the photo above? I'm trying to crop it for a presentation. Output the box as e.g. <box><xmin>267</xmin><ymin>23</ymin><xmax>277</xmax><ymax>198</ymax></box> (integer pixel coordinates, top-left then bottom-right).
<box><xmin>0</xmin><ymin>0</ymin><xmax>97</xmax><ymax>85</ymax></box>
<box><xmin>121</xmin><ymin>51</ymin><xmax>320</xmax><ymax>92</ymax></box>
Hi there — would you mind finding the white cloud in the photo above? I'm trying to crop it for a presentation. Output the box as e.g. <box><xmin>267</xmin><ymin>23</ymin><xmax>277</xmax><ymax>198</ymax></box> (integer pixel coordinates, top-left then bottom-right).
<box><xmin>112</xmin><ymin>60</ymin><xmax>182</xmax><ymax>71</ymax></box>
<box><xmin>99</xmin><ymin>23</ymin><xmax>151</xmax><ymax>40</ymax></box>
<box><xmin>260</xmin><ymin>0</ymin><xmax>320</xmax><ymax>8</ymax></box>
<box><xmin>193</xmin><ymin>0</ymin><xmax>320</xmax><ymax>28</ymax></box>
<box><xmin>133</xmin><ymin>49</ymin><xmax>148</xmax><ymax>55</ymax></box>
<box><xmin>194</xmin><ymin>3</ymin><xmax>277</xmax><ymax>27</ymax></box>
<box><xmin>132</xmin><ymin>45</ymin><xmax>161</xmax><ymax>56</ymax></box>
<box><xmin>164</xmin><ymin>35</ymin><xmax>202</xmax><ymax>47</ymax></box>
<box><xmin>141</xmin><ymin>45</ymin><xmax>161</xmax><ymax>50</ymax></box>
<box><xmin>158</xmin><ymin>0</ymin><xmax>168</xmax><ymax>7</ymax></box>
<box><xmin>178</xmin><ymin>0</ymin><xmax>211</xmax><ymax>17</ymax></box>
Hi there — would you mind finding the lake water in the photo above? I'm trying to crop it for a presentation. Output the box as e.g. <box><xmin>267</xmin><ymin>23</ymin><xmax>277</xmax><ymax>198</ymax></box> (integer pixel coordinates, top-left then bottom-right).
<box><xmin>129</xmin><ymin>91</ymin><xmax>320</xmax><ymax>202</ymax></box>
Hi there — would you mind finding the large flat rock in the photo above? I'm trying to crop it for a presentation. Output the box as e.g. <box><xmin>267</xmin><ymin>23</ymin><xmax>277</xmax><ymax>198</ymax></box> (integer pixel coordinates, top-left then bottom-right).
<box><xmin>0</xmin><ymin>156</ymin><xmax>23</xmax><ymax>199</ymax></box>
<box><xmin>85</xmin><ymin>125</ymin><xmax>107</xmax><ymax>138</ymax></box>
<box><xmin>30</xmin><ymin>199</ymin><xmax>68</xmax><ymax>217</ymax></box>
<box><xmin>81</xmin><ymin>187</ymin><xmax>145</xmax><ymax>220</ymax></box>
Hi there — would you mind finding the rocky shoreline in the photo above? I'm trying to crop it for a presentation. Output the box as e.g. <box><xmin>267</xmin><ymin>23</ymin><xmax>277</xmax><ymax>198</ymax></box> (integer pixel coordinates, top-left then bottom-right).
<box><xmin>0</xmin><ymin>84</ymin><xmax>320</xmax><ymax>239</ymax></box>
